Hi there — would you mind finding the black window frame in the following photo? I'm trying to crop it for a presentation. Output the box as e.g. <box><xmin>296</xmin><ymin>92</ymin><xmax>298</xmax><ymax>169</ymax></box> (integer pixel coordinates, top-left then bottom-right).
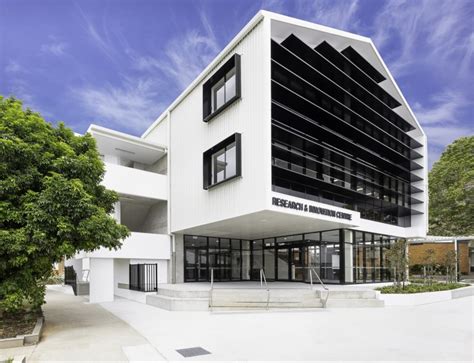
<box><xmin>203</xmin><ymin>54</ymin><xmax>241</xmax><ymax>122</ymax></box>
<box><xmin>203</xmin><ymin>133</ymin><xmax>242</xmax><ymax>190</ymax></box>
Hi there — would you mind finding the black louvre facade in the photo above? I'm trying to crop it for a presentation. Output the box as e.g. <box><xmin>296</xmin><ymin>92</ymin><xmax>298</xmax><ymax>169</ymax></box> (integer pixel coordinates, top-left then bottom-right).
<box><xmin>271</xmin><ymin>35</ymin><xmax>424</xmax><ymax>227</ymax></box>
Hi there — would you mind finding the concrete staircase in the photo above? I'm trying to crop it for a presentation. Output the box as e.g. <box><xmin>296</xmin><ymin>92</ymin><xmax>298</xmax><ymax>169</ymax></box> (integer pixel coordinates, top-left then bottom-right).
<box><xmin>210</xmin><ymin>288</ymin><xmax>323</xmax><ymax>310</ymax></box>
<box><xmin>325</xmin><ymin>290</ymin><xmax>384</xmax><ymax>308</ymax></box>
<box><xmin>146</xmin><ymin>286</ymin><xmax>209</xmax><ymax>311</ymax></box>
<box><xmin>146</xmin><ymin>286</ymin><xmax>384</xmax><ymax>311</ymax></box>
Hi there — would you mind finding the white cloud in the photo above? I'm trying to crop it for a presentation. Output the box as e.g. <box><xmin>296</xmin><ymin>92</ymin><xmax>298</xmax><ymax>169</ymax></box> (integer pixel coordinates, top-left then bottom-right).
<box><xmin>413</xmin><ymin>90</ymin><xmax>473</xmax><ymax>168</ymax></box>
<box><xmin>133</xmin><ymin>11</ymin><xmax>220</xmax><ymax>90</ymax></box>
<box><xmin>5</xmin><ymin>60</ymin><xmax>22</xmax><ymax>73</ymax></box>
<box><xmin>370</xmin><ymin>0</ymin><xmax>474</xmax><ymax>79</ymax></box>
<box><xmin>74</xmin><ymin>78</ymin><xmax>164</xmax><ymax>133</ymax></box>
<box><xmin>40</xmin><ymin>41</ymin><xmax>68</xmax><ymax>56</ymax></box>
<box><xmin>413</xmin><ymin>91</ymin><xmax>469</xmax><ymax>125</ymax></box>
<box><xmin>295</xmin><ymin>0</ymin><xmax>360</xmax><ymax>32</ymax></box>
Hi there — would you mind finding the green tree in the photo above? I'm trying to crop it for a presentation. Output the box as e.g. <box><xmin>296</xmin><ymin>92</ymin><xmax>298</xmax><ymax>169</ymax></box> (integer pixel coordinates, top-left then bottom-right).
<box><xmin>422</xmin><ymin>248</ymin><xmax>436</xmax><ymax>285</ymax></box>
<box><xmin>441</xmin><ymin>250</ymin><xmax>457</xmax><ymax>283</ymax></box>
<box><xmin>385</xmin><ymin>239</ymin><xmax>409</xmax><ymax>288</ymax></box>
<box><xmin>429</xmin><ymin>136</ymin><xmax>474</xmax><ymax>236</ymax></box>
<box><xmin>0</xmin><ymin>97</ymin><xmax>129</xmax><ymax>312</ymax></box>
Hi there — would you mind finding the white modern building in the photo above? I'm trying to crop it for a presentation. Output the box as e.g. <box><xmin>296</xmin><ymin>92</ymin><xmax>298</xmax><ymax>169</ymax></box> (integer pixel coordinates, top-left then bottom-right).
<box><xmin>66</xmin><ymin>11</ymin><xmax>428</xmax><ymax>303</ymax></box>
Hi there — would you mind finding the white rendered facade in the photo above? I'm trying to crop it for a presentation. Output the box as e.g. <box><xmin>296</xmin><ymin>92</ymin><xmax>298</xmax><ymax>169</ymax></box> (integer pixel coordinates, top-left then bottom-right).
<box><xmin>67</xmin><ymin>11</ymin><xmax>427</xmax><ymax>302</ymax></box>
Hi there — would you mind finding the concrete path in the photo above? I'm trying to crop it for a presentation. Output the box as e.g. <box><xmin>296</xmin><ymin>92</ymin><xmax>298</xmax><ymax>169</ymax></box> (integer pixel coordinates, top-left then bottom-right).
<box><xmin>101</xmin><ymin>295</ymin><xmax>474</xmax><ymax>361</ymax></box>
<box><xmin>0</xmin><ymin>285</ymin><xmax>162</xmax><ymax>362</ymax></box>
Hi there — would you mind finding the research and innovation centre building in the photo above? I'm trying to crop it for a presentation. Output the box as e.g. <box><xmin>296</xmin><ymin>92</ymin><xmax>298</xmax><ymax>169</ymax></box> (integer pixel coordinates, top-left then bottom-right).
<box><xmin>66</xmin><ymin>11</ymin><xmax>427</xmax><ymax>303</ymax></box>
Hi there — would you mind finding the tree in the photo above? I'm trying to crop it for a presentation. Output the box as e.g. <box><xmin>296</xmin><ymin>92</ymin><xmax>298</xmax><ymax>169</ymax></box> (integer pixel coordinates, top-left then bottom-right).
<box><xmin>441</xmin><ymin>250</ymin><xmax>457</xmax><ymax>283</ymax></box>
<box><xmin>0</xmin><ymin>97</ymin><xmax>129</xmax><ymax>312</ymax></box>
<box><xmin>422</xmin><ymin>248</ymin><xmax>436</xmax><ymax>285</ymax></box>
<box><xmin>385</xmin><ymin>239</ymin><xmax>409</xmax><ymax>288</ymax></box>
<box><xmin>429</xmin><ymin>136</ymin><xmax>474</xmax><ymax>236</ymax></box>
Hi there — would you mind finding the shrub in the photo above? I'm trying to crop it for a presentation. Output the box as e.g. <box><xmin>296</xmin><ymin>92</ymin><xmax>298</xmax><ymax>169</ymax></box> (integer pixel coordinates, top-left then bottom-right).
<box><xmin>377</xmin><ymin>282</ymin><xmax>468</xmax><ymax>294</ymax></box>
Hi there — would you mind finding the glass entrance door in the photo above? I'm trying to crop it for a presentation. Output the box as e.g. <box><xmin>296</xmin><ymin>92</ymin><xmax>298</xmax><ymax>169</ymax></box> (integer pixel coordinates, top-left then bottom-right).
<box><xmin>197</xmin><ymin>248</ymin><xmax>208</xmax><ymax>281</ymax></box>
<box><xmin>305</xmin><ymin>245</ymin><xmax>321</xmax><ymax>282</ymax></box>
<box><xmin>290</xmin><ymin>247</ymin><xmax>304</xmax><ymax>281</ymax></box>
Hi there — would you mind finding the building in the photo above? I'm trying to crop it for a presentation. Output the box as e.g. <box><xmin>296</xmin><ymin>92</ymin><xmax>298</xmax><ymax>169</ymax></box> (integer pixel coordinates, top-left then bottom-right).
<box><xmin>409</xmin><ymin>236</ymin><xmax>474</xmax><ymax>275</ymax></box>
<box><xmin>65</xmin><ymin>11</ymin><xmax>428</xmax><ymax>303</ymax></box>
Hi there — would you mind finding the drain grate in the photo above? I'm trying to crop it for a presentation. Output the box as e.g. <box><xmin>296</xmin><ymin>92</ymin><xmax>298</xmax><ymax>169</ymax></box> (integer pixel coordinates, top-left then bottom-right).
<box><xmin>176</xmin><ymin>346</ymin><xmax>211</xmax><ymax>358</ymax></box>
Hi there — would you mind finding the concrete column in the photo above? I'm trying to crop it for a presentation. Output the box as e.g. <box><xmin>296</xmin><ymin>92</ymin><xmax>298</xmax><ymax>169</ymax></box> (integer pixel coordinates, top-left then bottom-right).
<box><xmin>344</xmin><ymin>230</ymin><xmax>354</xmax><ymax>283</ymax></box>
<box><xmin>89</xmin><ymin>258</ymin><xmax>114</xmax><ymax>303</ymax></box>
<box><xmin>113</xmin><ymin>201</ymin><xmax>121</xmax><ymax>223</ymax></box>
<box><xmin>174</xmin><ymin>234</ymin><xmax>184</xmax><ymax>283</ymax></box>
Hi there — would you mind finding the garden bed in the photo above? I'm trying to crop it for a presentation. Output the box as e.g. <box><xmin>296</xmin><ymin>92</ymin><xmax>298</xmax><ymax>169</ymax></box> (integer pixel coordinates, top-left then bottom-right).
<box><xmin>376</xmin><ymin>282</ymin><xmax>468</xmax><ymax>294</ymax></box>
<box><xmin>0</xmin><ymin>309</ymin><xmax>43</xmax><ymax>339</ymax></box>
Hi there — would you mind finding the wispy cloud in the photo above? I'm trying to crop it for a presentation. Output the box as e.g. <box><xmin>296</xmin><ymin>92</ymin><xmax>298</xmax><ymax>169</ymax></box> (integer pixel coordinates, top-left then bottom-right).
<box><xmin>413</xmin><ymin>90</ymin><xmax>473</xmax><ymax>167</ymax></box>
<box><xmin>74</xmin><ymin>1</ymin><xmax>118</xmax><ymax>65</ymax></box>
<box><xmin>5</xmin><ymin>60</ymin><xmax>22</xmax><ymax>73</ymax></box>
<box><xmin>40</xmin><ymin>38</ymin><xmax>68</xmax><ymax>56</ymax></box>
<box><xmin>74</xmin><ymin>77</ymin><xmax>164</xmax><ymax>134</ymax></box>
<box><xmin>370</xmin><ymin>0</ymin><xmax>474</xmax><ymax>79</ymax></box>
<box><xmin>133</xmin><ymin>10</ymin><xmax>220</xmax><ymax>90</ymax></box>
<box><xmin>412</xmin><ymin>91</ymin><xmax>469</xmax><ymax>125</ymax></box>
<box><xmin>295</xmin><ymin>0</ymin><xmax>361</xmax><ymax>32</ymax></box>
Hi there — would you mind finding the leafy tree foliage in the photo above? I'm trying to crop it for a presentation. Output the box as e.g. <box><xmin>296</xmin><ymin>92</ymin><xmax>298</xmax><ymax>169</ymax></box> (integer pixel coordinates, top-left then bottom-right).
<box><xmin>0</xmin><ymin>97</ymin><xmax>129</xmax><ymax>311</ymax></box>
<box><xmin>429</xmin><ymin>136</ymin><xmax>474</xmax><ymax>236</ymax></box>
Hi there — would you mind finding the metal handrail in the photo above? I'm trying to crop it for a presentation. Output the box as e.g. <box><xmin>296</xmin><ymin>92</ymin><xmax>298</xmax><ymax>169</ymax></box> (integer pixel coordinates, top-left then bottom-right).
<box><xmin>209</xmin><ymin>268</ymin><xmax>270</xmax><ymax>310</ymax></box>
<box><xmin>209</xmin><ymin>268</ymin><xmax>214</xmax><ymax>310</ymax></box>
<box><xmin>309</xmin><ymin>267</ymin><xmax>329</xmax><ymax>308</ymax></box>
<box><xmin>260</xmin><ymin>268</ymin><xmax>270</xmax><ymax>310</ymax></box>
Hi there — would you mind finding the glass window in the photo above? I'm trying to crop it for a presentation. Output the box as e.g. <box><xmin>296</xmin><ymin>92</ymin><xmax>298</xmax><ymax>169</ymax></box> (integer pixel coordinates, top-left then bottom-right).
<box><xmin>225</xmin><ymin>69</ymin><xmax>236</xmax><ymax>100</ymax></box>
<box><xmin>212</xmin><ymin>79</ymin><xmax>225</xmax><ymax>111</ymax></box>
<box><xmin>204</xmin><ymin>134</ymin><xmax>241</xmax><ymax>189</ymax></box>
<box><xmin>321</xmin><ymin>230</ymin><xmax>340</xmax><ymax>243</ymax></box>
<box><xmin>203</xmin><ymin>54</ymin><xmax>240</xmax><ymax>122</ymax></box>
<box><xmin>211</xmin><ymin>68</ymin><xmax>237</xmax><ymax>112</ymax></box>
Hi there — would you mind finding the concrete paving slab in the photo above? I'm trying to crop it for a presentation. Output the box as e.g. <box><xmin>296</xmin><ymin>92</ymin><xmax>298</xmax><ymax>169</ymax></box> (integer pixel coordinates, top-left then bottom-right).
<box><xmin>122</xmin><ymin>343</ymin><xmax>165</xmax><ymax>361</ymax></box>
<box><xmin>101</xmin><ymin>295</ymin><xmax>473</xmax><ymax>361</ymax></box>
<box><xmin>1</xmin><ymin>285</ymin><xmax>149</xmax><ymax>362</ymax></box>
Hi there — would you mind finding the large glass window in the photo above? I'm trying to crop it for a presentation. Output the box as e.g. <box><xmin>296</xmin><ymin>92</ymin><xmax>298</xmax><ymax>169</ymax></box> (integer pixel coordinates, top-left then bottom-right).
<box><xmin>183</xmin><ymin>230</ymin><xmax>395</xmax><ymax>284</ymax></box>
<box><xmin>203</xmin><ymin>133</ymin><xmax>241</xmax><ymax>189</ymax></box>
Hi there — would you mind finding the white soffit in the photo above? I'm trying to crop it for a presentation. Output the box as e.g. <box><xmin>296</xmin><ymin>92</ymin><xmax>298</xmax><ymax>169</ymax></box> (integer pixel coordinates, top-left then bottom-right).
<box><xmin>174</xmin><ymin>210</ymin><xmax>356</xmax><ymax>240</ymax></box>
<box><xmin>88</xmin><ymin>124</ymin><xmax>167</xmax><ymax>165</ymax></box>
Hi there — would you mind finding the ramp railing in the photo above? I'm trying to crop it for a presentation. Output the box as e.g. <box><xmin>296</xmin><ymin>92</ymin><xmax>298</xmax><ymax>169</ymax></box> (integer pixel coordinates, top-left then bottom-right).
<box><xmin>309</xmin><ymin>267</ymin><xmax>330</xmax><ymax>308</ymax></box>
<box><xmin>209</xmin><ymin>268</ymin><xmax>270</xmax><ymax>310</ymax></box>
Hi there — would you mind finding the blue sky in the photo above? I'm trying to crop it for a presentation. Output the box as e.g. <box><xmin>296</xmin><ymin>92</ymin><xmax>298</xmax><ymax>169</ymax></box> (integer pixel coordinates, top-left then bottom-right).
<box><xmin>1</xmin><ymin>0</ymin><xmax>473</xmax><ymax>168</ymax></box>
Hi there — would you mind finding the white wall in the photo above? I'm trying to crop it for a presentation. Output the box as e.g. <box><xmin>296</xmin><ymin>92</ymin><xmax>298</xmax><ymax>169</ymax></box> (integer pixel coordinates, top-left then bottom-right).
<box><xmin>114</xmin><ymin>259</ymin><xmax>129</xmax><ymax>288</ymax></box>
<box><xmin>146</xmin><ymin>117</ymin><xmax>168</xmax><ymax>146</ymax></box>
<box><xmin>84</xmin><ymin>232</ymin><xmax>170</xmax><ymax>260</ymax></box>
<box><xmin>163</xmin><ymin>19</ymin><xmax>271</xmax><ymax>233</ymax></box>
<box><xmin>140</xmin><ymin>202</ymin><xmax>168</xmax><ymax>234</ymax></box>
<box><xmin>102</xmin><ymin>162</ymin><xmax>168</xmax><ymax>201</ymax></box>
<box><xmin>130</xmin><ymin>259</ymin><xmax>168</xmax><ymax>283</ymax></box>
<box><xmin>89</xmin><ymin>258</ymin><xmax>114</xmax><ymax>303</ymax></box>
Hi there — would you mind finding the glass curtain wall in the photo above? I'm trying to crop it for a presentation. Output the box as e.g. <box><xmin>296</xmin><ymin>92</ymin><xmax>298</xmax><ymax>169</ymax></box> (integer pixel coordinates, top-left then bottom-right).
<box><xmin>184</xmin><ymin>230</ymin><xmax>395</xmax><ymax>283</ymax></box>
<box><xmin>270</xmin><ymin>35</ymin><xmax>425</xmax><ymax>227</ymax></box>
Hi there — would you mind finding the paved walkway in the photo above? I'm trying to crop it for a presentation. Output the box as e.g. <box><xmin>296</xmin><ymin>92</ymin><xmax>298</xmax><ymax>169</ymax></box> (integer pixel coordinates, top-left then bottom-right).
<box><xmin>102</xmin><ymin>295</ymin><xmax>473</xmax><ymax>361</ymax></box>
<box><xmin>0</xmin><ymin>285</ymin><xmax>162</xmax><ymax>362</ymax></box>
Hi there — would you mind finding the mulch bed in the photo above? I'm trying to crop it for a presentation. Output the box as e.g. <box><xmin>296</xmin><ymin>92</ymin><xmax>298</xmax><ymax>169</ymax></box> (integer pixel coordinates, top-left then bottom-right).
<box><xmin>0</xmin><ymin>309</ymin><xmax>43</xmax><ymax>339</ymax></box>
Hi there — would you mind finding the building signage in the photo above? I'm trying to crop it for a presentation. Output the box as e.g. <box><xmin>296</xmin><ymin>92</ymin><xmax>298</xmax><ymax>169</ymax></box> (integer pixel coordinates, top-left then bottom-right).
<box><xmin>272</xmin><ymin>197</ymin><xmax>352</xmax><ymax>221</ymax></box>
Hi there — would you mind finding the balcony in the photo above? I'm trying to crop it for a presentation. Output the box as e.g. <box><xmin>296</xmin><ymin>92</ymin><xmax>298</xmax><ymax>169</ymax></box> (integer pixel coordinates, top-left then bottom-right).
<box><xmin>102</xmin><ymin>162</ymin><xmax>167</xmax><ymax>201</ymax></box>
<box><xmin>80</xmin><ymin>232</ymin><xmax>171</xmax><ymax>260</ymax></box>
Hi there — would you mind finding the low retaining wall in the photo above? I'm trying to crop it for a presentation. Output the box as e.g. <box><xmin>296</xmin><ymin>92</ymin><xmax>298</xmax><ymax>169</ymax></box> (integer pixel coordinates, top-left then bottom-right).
<box><xmin>380</xmin><ymin>286</ymin><xmax>474</xmax><ymax>306</ymax></box>
<box><xmin>0</xmin><ymin>317</ymin><xmax>44</xmax><ymax>349</ymax></box>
